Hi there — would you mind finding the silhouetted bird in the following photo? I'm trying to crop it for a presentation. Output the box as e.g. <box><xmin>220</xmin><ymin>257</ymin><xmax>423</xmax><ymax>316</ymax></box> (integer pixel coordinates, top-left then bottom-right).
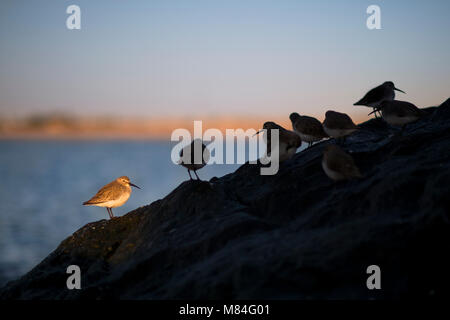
<box><xmin>354</xmin><ymin>81</ymin><xmax>405</xmax><ymax>117</ymax></box>
<box><xmin>374</xmin><ymin>100</ymin><xmax>425</xmax><ymax>131</ymax></box>
<box><xmin>323</xmin><ymin>110</ymin><xmax>358</xmax><ymax>144</ymax></box>
<box><xmin>178</xmin><ymin>139</ymin><xmax>210</xmax><ymax>181</ymax></box>
<box><xmin>289</xmin><ymin>113</ymin><xmax>328</xmax><ymax>148</ymax></box>
<box><xmin>322</xmin><ymin>145</ymin><xmax>362</xmax><ymax>181</ymax></box>
<box><xmin>255</xmin><ymin>121</ymin><xmax>301</xmax><ymax>162</ymax></box>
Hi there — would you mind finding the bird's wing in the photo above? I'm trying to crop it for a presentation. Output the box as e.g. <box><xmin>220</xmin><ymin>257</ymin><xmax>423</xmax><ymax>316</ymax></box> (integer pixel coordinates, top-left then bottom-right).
<box><xmin>403</xmin><ymin>102</ymin><xmax>424</xmax><ymax>117</ymax></box>
<box><xmin>202</xmin><ymin>145</ymin><xmax>210</xmax><ymax>164</ymax></box>
<box><xmin>354</xmin><ymin>85</ymin><xmax>385</xmax><ymax>105</ymax></box>
<box><xmin>328</xmin><ymin>113</ymin><xmax>357</xmax><ymax>129</ymax></box>
<box><xmin>296</xmin><ymin>117</ymin><xmax>327</xmax><ymax>136</ymax></box>
<box><xmin>389</xmin><ymin>101</ymin><xmax>421</xmax><ymax>118</ymax></box>
<box><xmin>84</xmin><ymin>181</ymin><xmax>122</xmax><ymax>204</ymax></box>
<box><xmin>343</xmin><ymin>113</ymin><xmax>358</xmax><ymax>128</ymax></box>
<box><xmin>326</xmin><ymin>154</ymin><xmax>345</xmax><ymax>172</ymax></box>
<box><xmin>286</xmin><ymin>130</ymin><xmax>302</xmax><ymax>148</ymax></box>
<box><xmin>335</xmin><ymin>150</ymin><xmax>362</xmax><ymax>178</ymax></box>
<box><xmin>326</xmin><ymin>149</ymin><xmax>356</xmax><ymax>174</ymax></box>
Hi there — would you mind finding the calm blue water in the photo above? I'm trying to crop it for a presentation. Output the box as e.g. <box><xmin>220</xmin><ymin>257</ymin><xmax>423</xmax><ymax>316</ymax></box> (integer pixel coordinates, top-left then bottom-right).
<box><xmin>0</xmin><ymin>140</ymin><xmax>244</xmax><ymax>286</ymax></box>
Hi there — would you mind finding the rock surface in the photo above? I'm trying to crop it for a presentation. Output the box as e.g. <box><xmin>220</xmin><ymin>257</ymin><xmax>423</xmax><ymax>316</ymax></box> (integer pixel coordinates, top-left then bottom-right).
<box><xmin>1</xmin><ymin>99</ymin><xmax>450</xmax><ymax>300</ymax></box>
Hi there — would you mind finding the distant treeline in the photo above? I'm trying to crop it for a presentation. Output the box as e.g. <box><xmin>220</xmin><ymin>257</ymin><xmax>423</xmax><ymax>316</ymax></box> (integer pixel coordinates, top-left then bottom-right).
<box><xmin>23</xmin><ymin>114</ymin><xmax>78</xmax><ymax>129</ymax></box>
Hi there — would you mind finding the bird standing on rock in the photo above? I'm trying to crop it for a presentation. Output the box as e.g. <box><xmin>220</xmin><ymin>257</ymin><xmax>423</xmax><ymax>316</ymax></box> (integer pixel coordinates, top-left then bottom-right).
<box><xmin>375</xmin><ymin>100</ymin><xmax>425</xmax><ymax>131</ymax></box>
<box><xmin>255</xmin><ymin>121</ymin><xmax>301</xmax><ymax>163</ymax></box>
<box><xmin>178</xmin><ymin>139</ymin><xmax>210</xmax><ymax>181</ymax></box>
<box><xmin>322</xmin><ymin>145</ymin><xmax>362</xmax><ymax>181</ymax></box>
<box><xmin>83</xmin><ymin>176</ymin><xmax>141</xmax><ymax>219</ymax></box>
<box><xmin>322</xmin><ymin>110</ymin><xmax>358</xmax><ymax>144</ymax></box>
<box><xmin>354</xmin><ymin>81</ymin><xmax>405</xmax><ymax>117</ymax></box>
<box><xmin>289</xmin><ymin>112</ymin><xmax>328</xmax><ymax>148</ymax></box>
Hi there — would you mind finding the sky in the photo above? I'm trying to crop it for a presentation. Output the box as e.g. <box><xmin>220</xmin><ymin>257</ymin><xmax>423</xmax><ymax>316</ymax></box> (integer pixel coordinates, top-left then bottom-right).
<box><xmin>0</xmin><ymin>0</ymin><xmax>449</xmax><ymax>121</ymax></box>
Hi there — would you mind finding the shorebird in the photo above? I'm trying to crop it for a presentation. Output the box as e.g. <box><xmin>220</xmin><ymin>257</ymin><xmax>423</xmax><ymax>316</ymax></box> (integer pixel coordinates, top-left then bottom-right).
<box><xmin>373</xmin><ymin>100</ymin><xmax>425</xmax><ymax>130</ymax></box>
<box><xmin>322</xmin><ymin>145</ymin><xmax>362</xmax><ymax>181</ymax></box>
<box><xmin>289</xmin><ymin>113</ymin><xmax>328</xmax><ymax>148</ymax></box>
<box><xmin>83</xmin><ymin>176</ymin><xmax>141</xmax><ymax>219</ymax></box>
<box><xmin>322</xmin><ymin>110</ymin><xmax>358</xmax><ymax>144</ymax></box>
<box><xmin>178</xmin><ymin>139</ymin><xmax>210</xmax><ymax>180</ymax></box>
<box><xmin>255</xmin><ymin>121</ymin><xmax>301</xmax><ymax>162</ymax></box>
<box><xmin>354</xmin><ymin>81</ymin><xmax>405</xmax><ymax>117</ymax></box>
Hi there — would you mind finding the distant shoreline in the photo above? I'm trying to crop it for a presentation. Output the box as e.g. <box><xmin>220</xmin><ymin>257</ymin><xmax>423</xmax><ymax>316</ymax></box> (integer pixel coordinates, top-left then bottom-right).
<box><xmin>0</xmin><ymin>113</ymin><xmax>370</xmax><ymax>141</ymax></box>
<box><xmin>0</xmin><ymin>133</ymin><xmax>169</xmax><ymax>141</ymax></box>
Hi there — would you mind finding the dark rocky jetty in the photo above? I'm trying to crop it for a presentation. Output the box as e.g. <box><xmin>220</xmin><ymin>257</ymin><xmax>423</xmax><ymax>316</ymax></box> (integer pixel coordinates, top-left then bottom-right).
<box><xmin>1</xmin><ymin>99</ymin><xmax>450</xmax><ymax>299</ymax></box>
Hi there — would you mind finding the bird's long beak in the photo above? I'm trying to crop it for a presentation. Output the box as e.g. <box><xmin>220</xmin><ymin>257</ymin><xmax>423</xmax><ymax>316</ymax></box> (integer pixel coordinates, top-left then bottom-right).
<box><xmin>394</xmin><ymin>87</ymin><xmax>405</xmax><ymax>94</ymax></box>
<box><xmin>253</xmin><ymin>129</ymin><xmax>263</xmax><ymax>137</ymax></box>
<box><xmin>129</xmin><ymin>182</ymin><xmax>141</xmax><ymax>189</ymax></box>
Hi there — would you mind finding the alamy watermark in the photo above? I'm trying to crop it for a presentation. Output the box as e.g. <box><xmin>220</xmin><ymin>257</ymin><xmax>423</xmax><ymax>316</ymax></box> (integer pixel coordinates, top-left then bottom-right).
<box><xmin>367</xmin><ymin>5</ymin><xmax>381</xmax><ymax>30</ymax></box>
<box><xmin>171</xmin><ymin>121</ymin><xmax>281</xmax><ymax>175</ymax></box>
<box><xmin>65</xmin><ymin>5</ymin><xmax>382</xmax><ymax>31</ymax></box>
<box><xmin>66</xmin><ymin>265</ymin><xmax>81</xmax><ymax>289</ymax></box>
<box><xmin>366</xmin><ymin>265</ymin><xmax>381</xmax><ymax>290</ymax></box>
<box><xmin>66</xmin><ymin>5</ymin><xmax>81</xmax><ymax>30</ymax></box>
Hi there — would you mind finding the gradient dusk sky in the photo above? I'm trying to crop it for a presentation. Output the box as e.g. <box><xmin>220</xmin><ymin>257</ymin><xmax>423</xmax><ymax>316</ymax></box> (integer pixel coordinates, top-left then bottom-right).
<box><xmin>0</xmin><ymin>0</ymin><xmax>449</xmax><ymax>120</ymax></box>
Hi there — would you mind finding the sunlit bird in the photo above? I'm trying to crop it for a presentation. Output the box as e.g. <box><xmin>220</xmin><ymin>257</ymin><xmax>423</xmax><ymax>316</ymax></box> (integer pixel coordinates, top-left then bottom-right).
<box><xmin>255</xmin><ymin>121</ymin><xmax>301</xmax><ymax>163</ymax></box>
<box><xmin>373</xmin><ymin>100</ymin><xmax>425</xmax><ymax>130</ymax></box>
<box><xmin>322</xmin><ymin>145</ymin><xmax>362</xmax><ymax>181</ymax></box>
<box><xmin>354</xmin><ymin>81</ymin><xmax>405</xmax><ymax>117</ymax></box>
<box><xmin>323</xmin><ymin>110</ymin><xmax>358</xmax><ymax>144</ymax></box>
<box><xmin>83</xmin><ymin>176</ymin><xmax>141</xmax><ymax>219</ymax></box>
<box><xmin>289</xmin><ymin>113</ymin><xmax>328</xmax><ymax>148</ymax></box>
<box><xmin>178</xmin><ymin>139</ymin><xmax>210</xmax><ymax>181</ymax></box>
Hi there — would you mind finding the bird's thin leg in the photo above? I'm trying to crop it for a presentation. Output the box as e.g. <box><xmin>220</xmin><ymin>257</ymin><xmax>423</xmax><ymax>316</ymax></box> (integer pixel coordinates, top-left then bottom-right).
<box><xmin>194</xmin><ymin>170</ymin><xmax>201</xmax><ymax>181</ymax></box>
<box><xmin>109</xmin><ymin>208</ymin><xmax>115</xmax><ymax>219</ymax></box>
<box><xmin>187</xmin><ymin>169</ymin><xmax>193</xmax><ymax>180</ymax></box>
<box><xmin>106</xmin><ymin>208</ymin><xmax>112</xmax><ymax>219</ymax></box>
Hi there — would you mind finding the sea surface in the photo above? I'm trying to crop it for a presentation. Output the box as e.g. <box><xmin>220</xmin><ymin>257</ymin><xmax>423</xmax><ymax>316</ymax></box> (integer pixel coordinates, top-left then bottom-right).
<box><xmin>0</xmin><ymin>140</ymin><xmax>253</xmax><ymax>286</ymax></box>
